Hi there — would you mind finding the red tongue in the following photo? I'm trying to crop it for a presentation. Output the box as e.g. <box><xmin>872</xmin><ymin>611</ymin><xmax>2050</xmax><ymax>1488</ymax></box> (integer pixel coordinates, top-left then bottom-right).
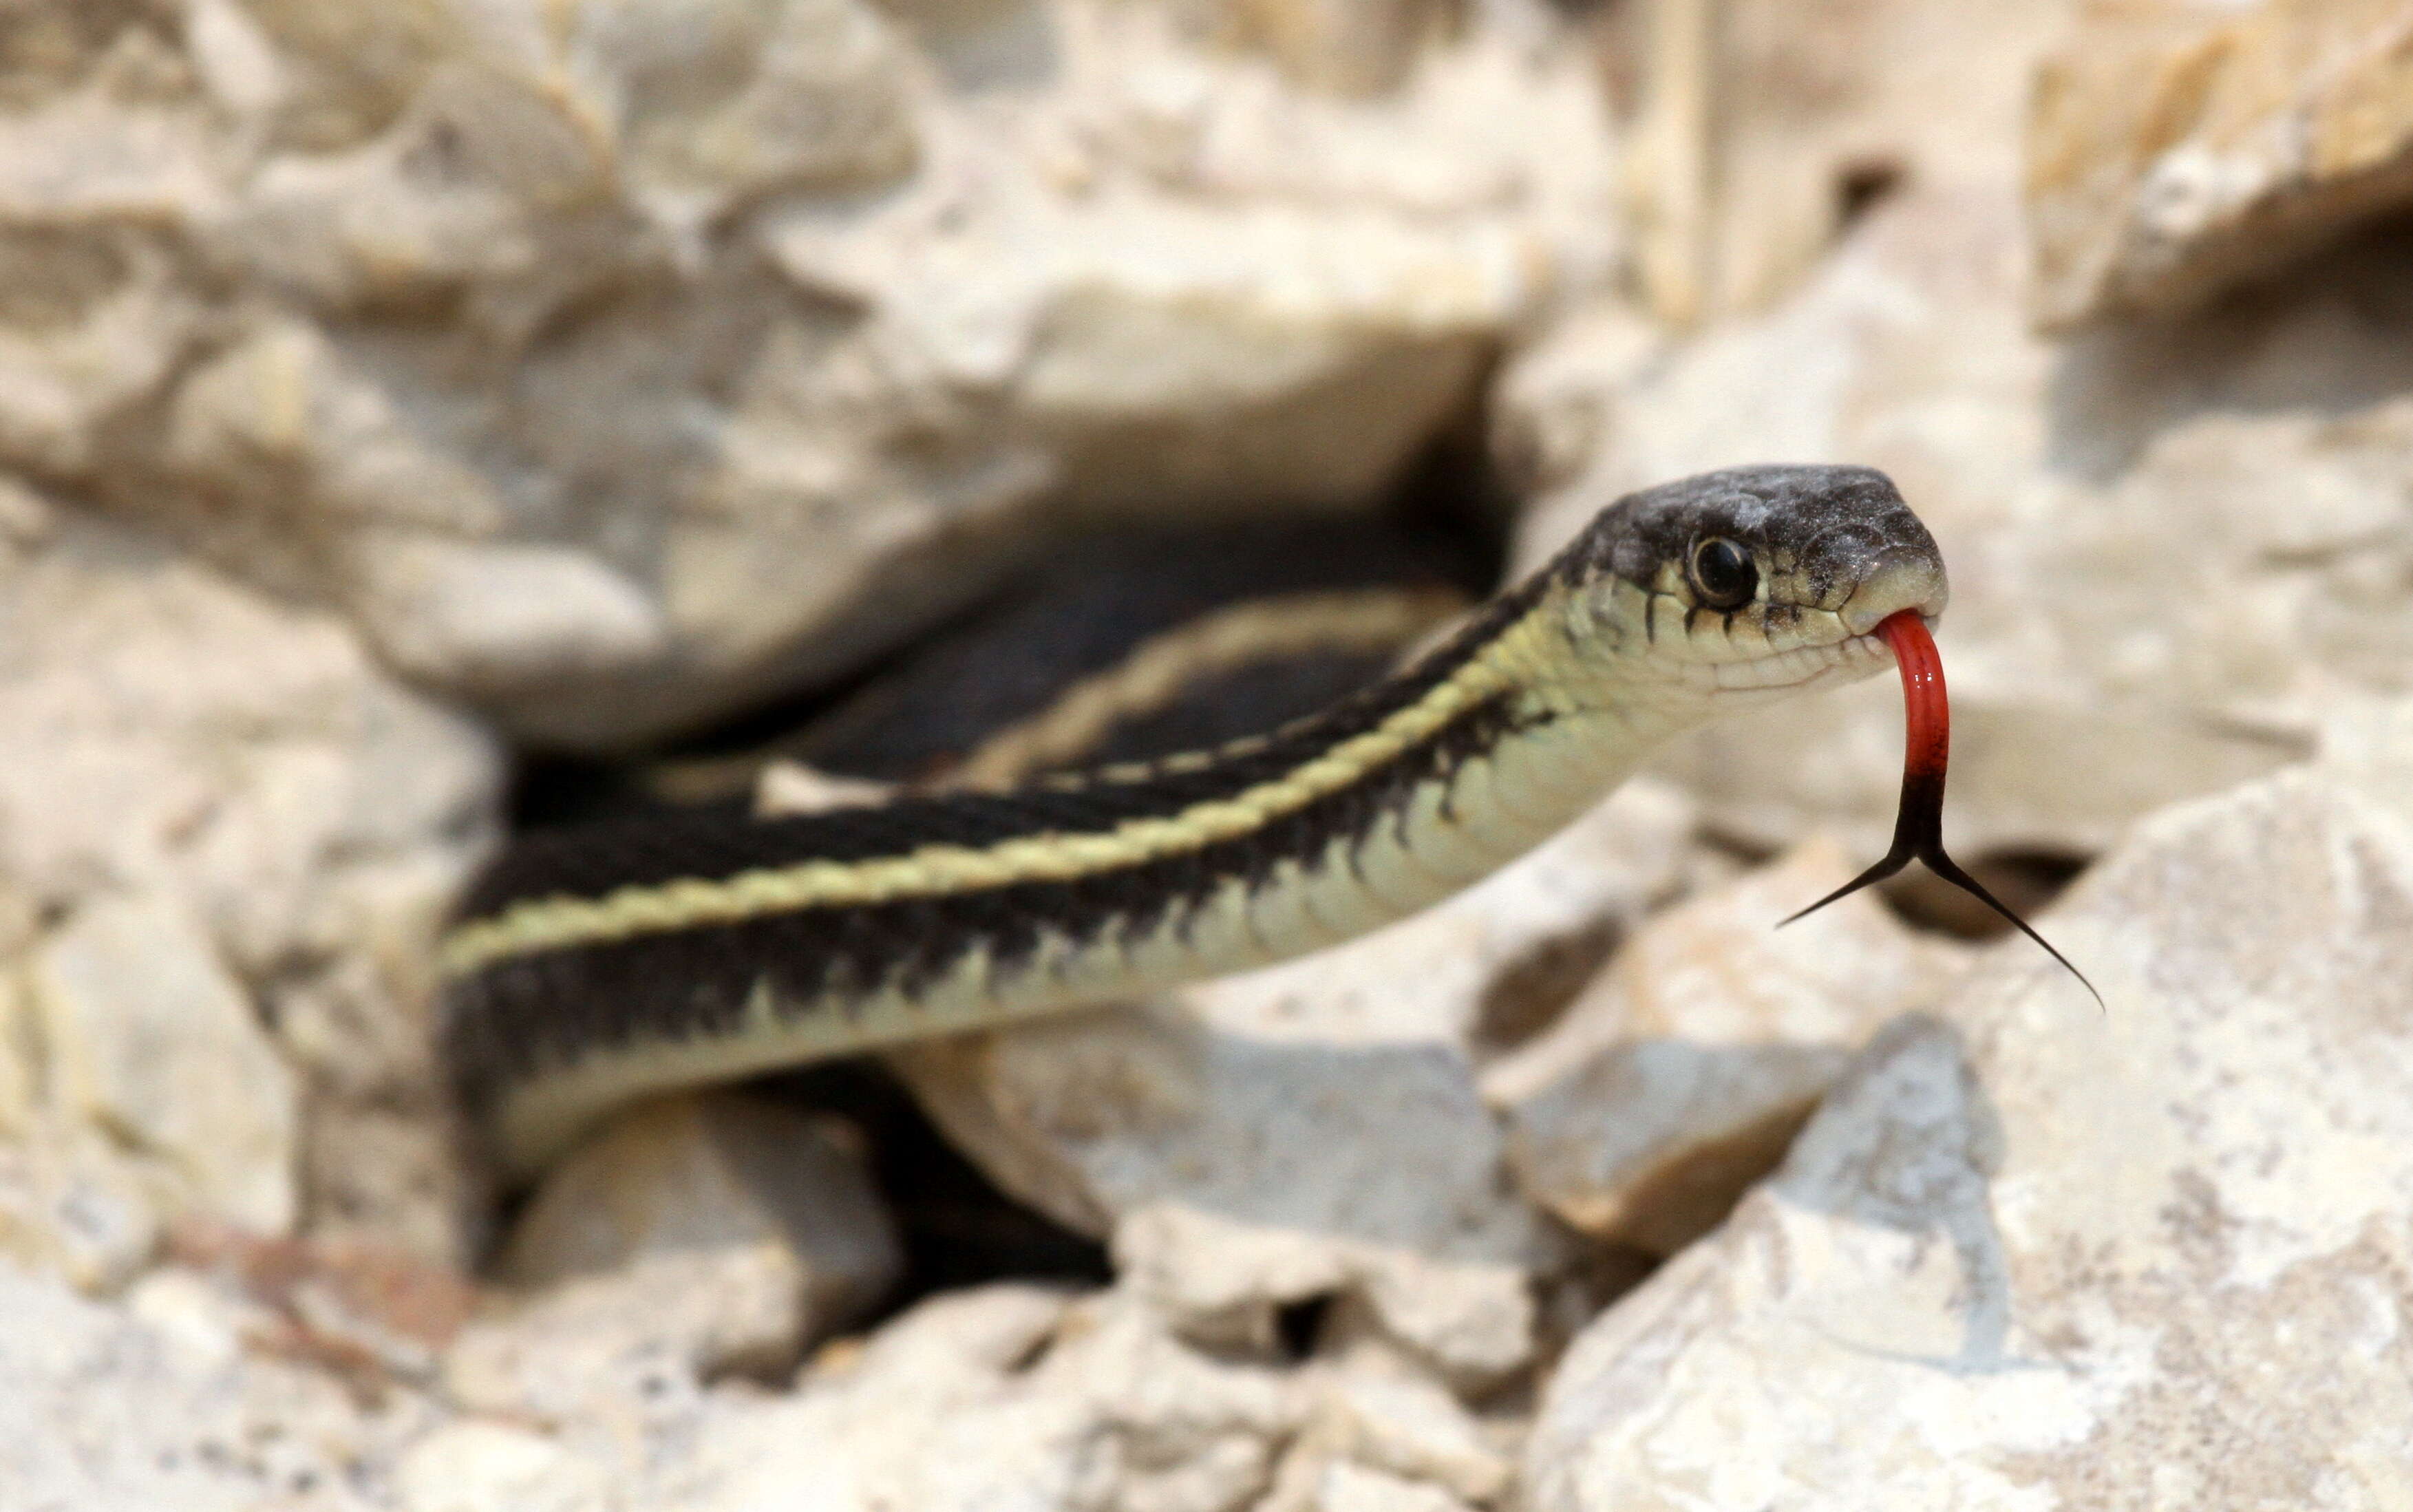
<box><xmin>1781</xmin><ymin>610</ymin><xmax>2100</xmax><ymax>1005</ymax></box>
<box><xmin>1879</xmin><ymin>608</ymin><xmax>1950</xmax><ymax>798</ymax></box>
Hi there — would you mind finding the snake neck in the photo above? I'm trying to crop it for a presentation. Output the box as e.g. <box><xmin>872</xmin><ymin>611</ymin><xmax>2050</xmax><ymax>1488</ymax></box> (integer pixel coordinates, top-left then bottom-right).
<box><xmin>445</xmin><ymin>578</ymin><xmax>1730</xmax><ymax>1175</ymax></box>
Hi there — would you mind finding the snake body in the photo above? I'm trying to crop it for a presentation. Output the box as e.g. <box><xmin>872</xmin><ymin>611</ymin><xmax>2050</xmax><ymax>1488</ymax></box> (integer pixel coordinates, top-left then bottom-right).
<box><xmin>444</xmin><ymin>465</ymin><xmax>1948</xmax><ymax>1175</ymax></box>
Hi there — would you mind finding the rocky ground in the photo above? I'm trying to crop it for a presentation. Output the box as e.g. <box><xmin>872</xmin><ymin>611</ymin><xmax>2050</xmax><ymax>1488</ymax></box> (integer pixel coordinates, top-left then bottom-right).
<box><xmin>6</xmin><ymin>0</ymin><xmax>2413</xmax><ymax>1507</ymax></box>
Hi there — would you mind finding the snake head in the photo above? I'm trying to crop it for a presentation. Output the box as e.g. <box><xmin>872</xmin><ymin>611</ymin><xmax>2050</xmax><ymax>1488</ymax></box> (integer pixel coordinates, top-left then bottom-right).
<box><xmin>1547</xmin><ymin>463</ymin><xmax>1949</xmax><ymax>705</ymax></box>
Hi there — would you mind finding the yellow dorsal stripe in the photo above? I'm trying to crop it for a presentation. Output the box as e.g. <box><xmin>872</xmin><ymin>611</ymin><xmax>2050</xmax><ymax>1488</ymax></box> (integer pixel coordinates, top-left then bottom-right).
<box><xmin>437</xmin><ymin>643</ymin><xmax>1523</xmax><ymax>979</ymax></box>
<box><xmin>948</xmin><ymin>587</ymin><xmax>1465</xmax><ymax>791</ymax></box>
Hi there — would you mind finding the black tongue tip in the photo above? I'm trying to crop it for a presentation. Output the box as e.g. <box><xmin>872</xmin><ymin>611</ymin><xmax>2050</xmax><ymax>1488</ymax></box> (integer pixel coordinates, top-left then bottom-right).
<box><xmin>1918</xmin><ymin>848</ymin><xmax>2105</xmax><ymax>1010</ymax></box>
<box><xmin>1776</xmin><ymin>847</ymin><xmax>1913</xmax><ymax>929</ymax></box>
<box><xmin>1778</xmin><ymin>844</ymin><xmax>2103</xmax><ymax>1010</ymax></box>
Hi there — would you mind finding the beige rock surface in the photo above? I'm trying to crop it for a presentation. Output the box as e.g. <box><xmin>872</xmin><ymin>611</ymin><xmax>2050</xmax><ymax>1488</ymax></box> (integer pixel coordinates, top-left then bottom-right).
<box><xmin>1526</xmin><ymin>759</ymin><xmax>2413</xmax><ymax>1508</ymax></box>
<box><xmin>448</xmin><ymin>1092</ymin><xmax>901</xmax><ymax>1420</ymax></box>
<box><xmin>0</xmin><ymin>500</ymin><xmax>497</xmax><ymax>1266</ymax></box>
<box><xmin>892</xmin><ymin>995</ymin><xmax>1546</xmax><ymax>1275</ymax></box>
<box><xmin>394</xmin><ymin>1421</ymin><xmax>615</xmax><ymax>1512</ymax></box>
<box><xmin>674</xmin><ymin>1284</ymin><xmax>1299</xmax><ymax>1512</ymax></box>
<box><xmin>0</xmin><ymin>0</ymin><xmax>1621</xmax><ymax>749</ymax></box>
<box><xmin>1114</xmin><ymin>1202</ymin><xmax>1537</xmax><ymax>1390</ymax></box>
<box><xmin>2029</xmin><ymin>0</ymin><xmax>2413</xmax><ymax>330</ymax></box>
<box><xmin>1278</xmin><ymin>1340</ymin><xmax>1514</xmax><ymax>1508</ymax></box>
<box><xmin>1616</xmin><ymin>0</ymin><xmax>2066</xmax><ymax>328</ymax></box>
<box><xmin>1272</xmin><ymin>1460</ymin><xmax>1480</xmax><ymax>1512</ymax></box>
<box><xmin>1487</xmin><ymin>835</ymin><xmax>1971</xmax><ymax>1254</ymax></box>
<box><xmin>30</xmin><ymin>891</ymin><xmax>299</xmax><ymax>1236</ymax></box>
<box><xmin>0</xmin><ymin>1257</ymin><xmax>442</xmax><ymax>1510</ymax></box>
<box><xmin>663</xmin><ymin>1274</ymin><xmax>1523</xmax><ymax>1512</ymax></box>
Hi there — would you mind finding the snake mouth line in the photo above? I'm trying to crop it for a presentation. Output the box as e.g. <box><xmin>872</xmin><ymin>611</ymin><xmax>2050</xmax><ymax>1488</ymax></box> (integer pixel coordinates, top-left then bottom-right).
<box><xmin>1703</xmin><ymin>626</ymin><xmax>1896</xmax><ymax>695</ymax></box>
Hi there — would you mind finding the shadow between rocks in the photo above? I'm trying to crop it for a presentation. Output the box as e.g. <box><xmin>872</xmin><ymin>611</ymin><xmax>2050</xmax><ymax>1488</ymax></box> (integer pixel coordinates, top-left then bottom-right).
<box><xmin>1772</xmin><ymin>1013</ymin><xmax>2039</xmax><ymax>1375</ymax></box>
<box><xmin>752</xmin><ymin>1060</ymin><xmax>1111</xmax><ymax>1323</ymax></box>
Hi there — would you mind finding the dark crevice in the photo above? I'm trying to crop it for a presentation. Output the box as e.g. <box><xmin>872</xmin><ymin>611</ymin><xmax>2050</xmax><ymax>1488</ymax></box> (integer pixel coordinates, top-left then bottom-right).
<box><xmin>1471</xmin><ymin>917</ymin><xmax>1628</xmax><ymax>1056</ymax></box>
<box><xmin>1273</xmin><ymin>1293</ymin><xmax>1335</xmax><ymax>1363</ymax></box>
<box><xmin>1878</xmin><ymin>849</ymin><xmax>2089</xmax><ymax>942</ymax></box>
<box><xmin>751</xmin><ymin>1061</ymin><xmax>1109</xmax><ymax>1325</ymax></box>
<box><xmin>1835</xmin><ymin>158</ymin><xmax>1906</xmax><ymax>232</ymax></box>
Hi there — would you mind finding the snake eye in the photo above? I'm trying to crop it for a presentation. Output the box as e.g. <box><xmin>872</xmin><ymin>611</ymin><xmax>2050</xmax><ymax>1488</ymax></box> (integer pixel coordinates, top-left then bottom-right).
<box><xmin>1689</xmin><ymin>537</ymin><xmax>1758</xmax><ymax>609</ymax></box>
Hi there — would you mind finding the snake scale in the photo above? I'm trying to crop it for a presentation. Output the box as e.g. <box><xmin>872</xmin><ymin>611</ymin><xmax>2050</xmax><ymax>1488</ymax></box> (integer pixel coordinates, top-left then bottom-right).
<box><xmin>443</xmin><ymin>464</ymin><xmax>1951</xmax><ymax>1175</ymax></box>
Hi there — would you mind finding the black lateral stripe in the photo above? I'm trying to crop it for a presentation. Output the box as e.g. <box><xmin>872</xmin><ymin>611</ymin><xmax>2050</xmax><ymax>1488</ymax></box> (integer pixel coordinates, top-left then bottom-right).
<box><xmin>451</xmin><ymin>570</ymin><xmax>1551</xmax><ymax>928</ymax></box>
<box><xmin>444</xmin><ymin>690</ymin><xmax>1540</xmax><ymax>1107</ymax></box>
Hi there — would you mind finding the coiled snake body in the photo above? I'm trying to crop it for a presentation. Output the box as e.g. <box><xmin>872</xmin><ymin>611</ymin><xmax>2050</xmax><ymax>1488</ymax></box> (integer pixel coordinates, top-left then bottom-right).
<box><xmin>443</xmin><ymin>465</ymin><xmax>1950</xmax><ymax>1175</ymax></box>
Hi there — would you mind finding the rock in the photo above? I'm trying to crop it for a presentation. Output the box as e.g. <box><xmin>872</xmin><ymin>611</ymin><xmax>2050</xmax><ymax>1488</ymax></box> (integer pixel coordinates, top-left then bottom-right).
<box><xmin>30</xmin><ymin>891</ymin><xmax>297</xmax><ymax>1235</ymax></box>
<box><xmin>1509</xmin><ymin>170</ymin><xmax>2413</xmax><ymax>865</ymax></box>
<box><xmin>447</xmin><ymin>1092</ymin><xmax>901</xmax><ymax>1419</ymax></box>
<box><xmin>679</xmin><ymin>1284</ymin><xmax>1301</xmax><ymax>1512</ymax></box>
<box><xmin>1274</xmin><ymin>1337</ymin><xmax>1515</xmax><ymax>1507</ymax></box>
<box><xmin>895</xmin><ymin>998</ymin><xmax>1545</xmax><ymax>1280</ymax></box>
<box><xmin>162</xmin><ymin>1217</ymin><xmax>478</xmax><ymax>1389</ymax></box>
<box><xmin>0</xmin><ymin>1257</ymin><xmax>440</xmax><ymax>1510</ymax></box>
<box><xmin>1486</xmin><ymin>835</ymin><xmax>1971</xmax><ymax>1254</ymax></box>
<box><xmin>675</xmin><ymin>1271</ymin><xmax>1512</xmax><ymax>1511</ymax></box>
<box><xmin>394</xmin><ymin>1421</ymin><xmax>614</xmax><ymax>1512</ymax></box>
<box><xmin>1526</xmin><ymin>761</ymin><xmax>2413</xmax><ymax>1507</ymax></box>
<box><xmin>0</xmin><ymin>0</ymin><xmax>1620</xmax><ymax>748</ymax></box>
<box><xmin>496</xmin><ymin>1090</ymin><xmax>901</xmax><ymax>1324</ymax></box>
<box><xmin>0</xmin><ymin>901</ymin><xmax>162</xmax><ymax>1290</ymax></box>
<box><xmin>0</xmin><ymin>1118</ymin><xmax>160</xmax><ymax>1294</ymax></box>
<box><xmin>2028</xmin><ymin>0</ymin><xmax>2413</xmax><ymax>330</ymax></box>
<box><xmin>1115</xmin><ymin>1203</ymin><xmax>1536</xmax><ymax>1390</ymax></box>
<box><xmin>1273</xmin><ymin>1461</ymin><xmax>1478</xmax><ymax>1512</ymax></box>
<box><xmin>1617</xmin><ymin>0</ymin><xmax>2062</xmax><ymax>326</ymax></box>
<box><xmin>0</xmin><ymin>501</ymin><xmax>497</xmax><ymax>1262</ymax></box>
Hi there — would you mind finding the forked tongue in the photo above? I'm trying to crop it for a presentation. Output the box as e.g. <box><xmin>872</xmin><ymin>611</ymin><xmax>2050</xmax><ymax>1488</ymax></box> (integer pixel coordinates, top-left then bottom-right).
<box><xmin>1779</xmin><ymin>609</ymin><xmax>2101</xmax><ymax>1006</ymax></box>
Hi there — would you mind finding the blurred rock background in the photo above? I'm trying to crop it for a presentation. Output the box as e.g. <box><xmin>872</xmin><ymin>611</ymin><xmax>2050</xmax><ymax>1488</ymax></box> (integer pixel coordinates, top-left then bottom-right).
<box><xmin>5</xmin><ymin>0</ymin><xmax>2413</xmax><ymax>1507</ymax></box>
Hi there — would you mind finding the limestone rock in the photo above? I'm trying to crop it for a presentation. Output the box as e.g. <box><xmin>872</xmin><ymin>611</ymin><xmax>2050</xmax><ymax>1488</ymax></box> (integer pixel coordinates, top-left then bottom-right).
<box><xmin>162</xmin><ymin>1217</ymin><xmax>478</xmax><ymax>1390</ymax></box>
<box><xmin>1526</xmin><ymin>762</ymin><xmax>2413</xmax><ymax>1507</ymax></box>
<box><xmin>1269</xmin><ymin>1336</ymin><xmax>1515</xmax><ymax>1509</ymax></box>
<box><xmin>1510</xmin><ymin>174</ymin><xmax>2413</xmax><ymax>864</ymax></box>
<box><xmin>394</xmin><ymin>1421</ymin><xmax>615</xmax><ymax>1512</ymax></box>
<box><xmin>0</xmin><ymin>1258</ymin><xmax>440</xmax><ymax>1510</ymax></box>
<box><xmin>0</xmin><ymin>500</ymin><xmax>498</xmax><ymax>1263</ymax></box>
<box><xmin>2029</xmin><ymin>0</ymin><xmax>2413</xmax><ymax>330</ymax></box>
<box><xmin>29</xmin><ymin>891</ymin><xmax>299</xmax><ymax>1235</ymax></box>
<box><xmin>0</xmin><ymin>1113</ymin><xmax>160</xmax><ymax>1294</ymax></box>
<box><xmin>1617</xmin><ymin>0</ymin><xmax>2064</xmax><ymax>326</ymax></box>
<box><xmin>0</xmin><ymin>0</ymin><xmax>1619</xmax><ymax>748</ymax></box>
<box><xmin>496</xmin><ymin>1092</ymin><xmax>899</xmax><ymax>1303</ymax></box>
<box><xmin>448</xmin><ymin>1092</ymin><xmax>902</xmax><ymax>1419</ymax></box>
<box><xmin>1487</xmin><ymin>835</ymin><xmax>1971</xmax><ymax>1255</ymax></box>
<box><xmin>895</xmin><ymin>997</ymin><xmax>1544</xmax><ymax>1279</ymax></box>
<box><xmin>673</xmin><ymin>1271</ymin><xmax>1515</xmax><ymax>1511</ymax></box>
<box><xmin>1115</xmin><ymin>1203</ymin><xmax>1535</xmax><ymax>1390</ymax></box>
<box><xmin>1295</xmin><ymin>1462</ymin><xmax>1479</xmax><ymax>1512</ymax></box>
<box><xmin>678</xmin><ymin>1284</ymin><xmax>1301</xmax><ymax>1512</ymax></box>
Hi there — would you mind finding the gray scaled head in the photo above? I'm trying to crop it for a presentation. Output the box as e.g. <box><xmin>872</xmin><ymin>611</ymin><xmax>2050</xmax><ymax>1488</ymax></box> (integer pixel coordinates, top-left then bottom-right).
<box><xmin>1549</xmin><ymin>462</ymin><xmax>1950</xmax><ymax>694</ymax></box>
